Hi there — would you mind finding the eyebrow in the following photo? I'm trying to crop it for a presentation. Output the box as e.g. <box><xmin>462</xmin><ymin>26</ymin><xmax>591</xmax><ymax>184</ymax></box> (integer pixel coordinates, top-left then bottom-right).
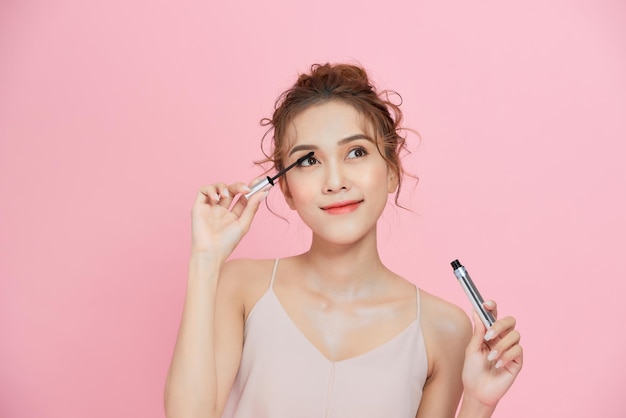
<box><xmin>287</xmin><ymin>134</ymin><xmax>374</xmax><ymax>156</ymax></box>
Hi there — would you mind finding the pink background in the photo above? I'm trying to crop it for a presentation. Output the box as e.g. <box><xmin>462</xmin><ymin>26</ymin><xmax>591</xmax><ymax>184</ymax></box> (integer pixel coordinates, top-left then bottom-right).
<box><xmin>1</xmin><ymin>0</ymin><xmax>625</xmax><ymax>417</ymax></box>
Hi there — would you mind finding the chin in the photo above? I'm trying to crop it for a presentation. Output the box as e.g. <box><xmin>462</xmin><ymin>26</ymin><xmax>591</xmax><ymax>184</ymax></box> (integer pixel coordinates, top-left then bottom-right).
<box><xmin>313</xmin><ymin>222</ymin><xmax>377</xmax><ymax>247</ymax></box>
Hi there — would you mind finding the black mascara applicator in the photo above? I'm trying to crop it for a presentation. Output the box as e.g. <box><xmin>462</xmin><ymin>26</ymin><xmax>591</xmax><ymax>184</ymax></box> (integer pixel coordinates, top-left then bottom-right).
<box><xmin>244</xmin><ymin>151</ymin><xmax>314</xmax><ymax>199</ymax></box>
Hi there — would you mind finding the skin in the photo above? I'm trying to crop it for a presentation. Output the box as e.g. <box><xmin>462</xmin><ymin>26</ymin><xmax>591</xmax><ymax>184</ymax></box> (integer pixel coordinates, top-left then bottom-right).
<box><xmin>164</xmin><ymin>100</ymin><xmax>523</xmax><ymax>418</ymax></box>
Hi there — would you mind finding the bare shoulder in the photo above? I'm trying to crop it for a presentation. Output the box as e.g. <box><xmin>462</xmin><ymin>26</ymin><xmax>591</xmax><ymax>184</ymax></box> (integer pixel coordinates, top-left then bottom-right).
<box><xmin>221</xmin><ymin>258</ymin><xmax>276</xmax><ymax>281</ymax></box>
<box><xmin>419</xmin><ymin>290</ymin><xmax>473</xmax><ymax>382</ymax></box>
<box><xmin>219</xmin><ymin>258</ymin><xmax>277</xmax><ymax>318</ymax></box>
<box><xmin>420</xmin><ymin>290</ymin><xmax>472</xmax><ymax>345</ymax></box>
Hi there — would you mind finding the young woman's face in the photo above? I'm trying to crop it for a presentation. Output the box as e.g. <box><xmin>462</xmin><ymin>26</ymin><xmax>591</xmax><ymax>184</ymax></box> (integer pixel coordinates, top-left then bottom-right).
<box><xmin>281</xmin><ymin>100</ymin><xmax>398</xmax><ymax>245</ymax></box>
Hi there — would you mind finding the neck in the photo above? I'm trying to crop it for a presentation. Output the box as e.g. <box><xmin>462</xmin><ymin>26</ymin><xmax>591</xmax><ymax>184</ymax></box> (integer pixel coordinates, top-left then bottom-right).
<box><xmin>299</xmin><ymin>229</ymin><xmax>387</xmax><ymax>300</ymax></box>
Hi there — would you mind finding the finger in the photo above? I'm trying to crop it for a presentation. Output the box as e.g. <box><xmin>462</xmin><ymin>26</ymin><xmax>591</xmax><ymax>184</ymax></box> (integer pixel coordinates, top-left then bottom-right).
<box><xmin>494</xmin><ymin>343</ymin><xmax>523</xmax><ymax>370</ymax></box>
<box><xmin>210</xmin><ymin>183</ymin><xmax>235</xmax><ymax>208</ymax></box>
<box><xmin>227</xmin><ymin>181</ymin><xmax>252</xmax><ymax>197</ymax></box>
<box><xmin>248</xmin><ymin>176</ymin><xmax>268</xmax><ymax>189</ymax></box>
<box><xmin>246</xmin><ymin>176</ymin><xmax>273</xmax><ymax>197</ymax></box>
<box><xmin>216</xmin><ymin>186</ymin><xmax>236</xmax><ymax>208</ymax></box>
<box><xmin>484</xmin><ymin>315</ymin><xmax>516</xmax><ymax>342</ymax></box>
<box><xmin>237</xmin><ymin>189</ymin><xmax>268</xmax><ymax>229</ymax></box>
<box><xmin>487</xmin><ymin>330</ymin><xmax>521</xmax><ymax>362</ymax></box>
<box><xmin>467</xmin><ymin>310</ymin><xmax>490</xmax><ymax>353</ymax></box>
<box><xmin>483</xmin><ymin>299</ymin><xmax>498</xmax><ymax>319</ymax></box>
<box><xmin>230</xmin><ymin>177</ymin><xmax>271</xmax><ymax>217</ymax></box>
<box><xmin>196</xmin><ymin>184</ymin><xmax>221</xmax><ymax>205</ymax></box>
<box><xmin>197</xmin><ymin>182</ymin><xmax>248</xmax><ymax>209</ymax></box>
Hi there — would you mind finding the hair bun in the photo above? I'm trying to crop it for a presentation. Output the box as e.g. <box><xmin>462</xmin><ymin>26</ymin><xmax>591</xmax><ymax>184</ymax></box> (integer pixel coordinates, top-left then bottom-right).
<box><xmin>295</xmin><ymin>63</ymin><xmax>374</xmax><ymax>93</ymax></box>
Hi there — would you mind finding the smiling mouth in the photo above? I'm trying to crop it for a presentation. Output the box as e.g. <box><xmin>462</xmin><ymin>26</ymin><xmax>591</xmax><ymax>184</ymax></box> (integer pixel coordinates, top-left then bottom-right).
<box><xmin>321</xmin><ymin>200</ymin><xmax>364</xmax><ymax>214</ymax></box>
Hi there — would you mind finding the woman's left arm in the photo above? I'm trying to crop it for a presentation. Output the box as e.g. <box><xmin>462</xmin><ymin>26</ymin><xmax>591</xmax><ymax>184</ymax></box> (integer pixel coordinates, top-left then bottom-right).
<box><xmin>457</xmin><ymin>301</ymin><xmax>524</xmax><ymax>417</ymax></box>
<box><xmin>416</xmin><ymin>296</ymin><xmax>473</xmax><ymax>418</ymax></box>
<box><xmin>416</xmin><ymin>298</ymin><xmax>523</xmax><ymax>418</ymax></box>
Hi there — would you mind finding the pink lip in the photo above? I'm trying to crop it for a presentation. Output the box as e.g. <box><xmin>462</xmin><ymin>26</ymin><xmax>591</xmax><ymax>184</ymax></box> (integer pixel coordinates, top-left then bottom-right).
<box><xmin>321</xmin><ymin>200</ymin><xmax>363</xmax><ymax>215</ymax></box>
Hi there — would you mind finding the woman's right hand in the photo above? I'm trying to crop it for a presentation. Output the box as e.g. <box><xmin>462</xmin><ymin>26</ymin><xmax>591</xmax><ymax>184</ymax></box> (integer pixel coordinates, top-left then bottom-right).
<box><xmin>191</xmin><ymin>181</ymin><xmax>267</xmax><ymax>263</ymax></box>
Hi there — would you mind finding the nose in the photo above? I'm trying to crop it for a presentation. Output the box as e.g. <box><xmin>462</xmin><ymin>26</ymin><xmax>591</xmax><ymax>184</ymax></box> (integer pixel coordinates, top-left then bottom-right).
<box><xmin>323</xmin><ymin>161</ymin><xmax>350</xmax><ymax>194</ymax></box>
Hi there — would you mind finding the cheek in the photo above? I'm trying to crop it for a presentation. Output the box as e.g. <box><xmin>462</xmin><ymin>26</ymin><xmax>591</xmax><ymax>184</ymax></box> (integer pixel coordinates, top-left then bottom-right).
<box><xmin>283</xmin><ymin>173</ymin><xmax>317</xmax><ymax>207</ymax></box>
<box><xmin>360</xmin><ymin>163</ymin><xmax>390</xmax><ymax>191</ymax></box>
<box><xmin>290</xmin><ymin>178</ymin><xmax>317</xmax><ymax>201</ymax></box>
<box><xmin>374</xmin><ymin>160</ymin><xmax>396</xmax><ymax>193</ymax></box>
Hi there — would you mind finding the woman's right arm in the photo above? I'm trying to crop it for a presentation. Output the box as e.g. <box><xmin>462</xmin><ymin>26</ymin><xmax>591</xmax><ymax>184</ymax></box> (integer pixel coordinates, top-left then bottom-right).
<box><xmin>164</xmin><ymin>182</ymin><xmax>267</xmax><ymax>418</ymax></box>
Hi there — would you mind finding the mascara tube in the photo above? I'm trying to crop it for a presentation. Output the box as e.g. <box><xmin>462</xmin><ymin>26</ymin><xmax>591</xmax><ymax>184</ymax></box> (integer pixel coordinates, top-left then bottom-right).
<box><xmin>244</xmin><ymin>176</ymin><xmax>273</xmax><ymax>199</ymax></box>
<box><xmin>451</xmin><ymin>259</ymin><xmax>496</xmax><ymax>328</ymax></box>
<box><xmin>244</xmin><ymin>151</ymin><xmax>315</xmax><ymax>200</ymax></box>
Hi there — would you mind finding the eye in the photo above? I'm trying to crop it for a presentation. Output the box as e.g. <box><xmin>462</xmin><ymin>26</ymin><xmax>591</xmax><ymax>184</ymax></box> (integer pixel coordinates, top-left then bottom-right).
<box><xmin>297</xmin><ymin>155</ymin><xmax>318</xmax><ymax>167</ymax></box>
<box><xmin>347</xmin><ymin>147</ymin><xmax>368</xmax><ymax>159</ymax></box>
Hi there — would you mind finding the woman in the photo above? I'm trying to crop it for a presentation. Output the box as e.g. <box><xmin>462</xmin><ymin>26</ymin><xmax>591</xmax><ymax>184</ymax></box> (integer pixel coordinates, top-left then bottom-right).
<box><xmin>165</xmin><ymin>63</ymin><xmax>523</xmax><ymax>418</ymax></box>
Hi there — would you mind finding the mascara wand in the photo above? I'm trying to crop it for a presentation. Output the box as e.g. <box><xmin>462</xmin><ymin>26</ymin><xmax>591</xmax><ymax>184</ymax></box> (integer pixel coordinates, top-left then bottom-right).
<box><xmin>244</xmin><ymin>151</ymin><xmax>314</xmax><ymax>199</ymax></box>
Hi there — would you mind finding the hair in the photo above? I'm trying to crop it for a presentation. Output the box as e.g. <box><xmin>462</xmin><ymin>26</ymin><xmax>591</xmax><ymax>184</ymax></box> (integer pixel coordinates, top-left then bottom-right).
<box><xmin>258</xmin><ymin>63</ymin><xmax>416</xmax><ymax>206</ymax></box>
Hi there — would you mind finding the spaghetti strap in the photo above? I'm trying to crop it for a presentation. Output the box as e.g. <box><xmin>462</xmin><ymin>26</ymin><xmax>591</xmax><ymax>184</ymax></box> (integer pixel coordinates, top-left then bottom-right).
<box><xmin>269</xmin><ymin>258</ymin><xmax>280</xmax><ymax>290</ymax></box>
<box><xmin>415</xmin><ymin>285</ymin><xmax>421</xmax><ymax>321</ymax></box>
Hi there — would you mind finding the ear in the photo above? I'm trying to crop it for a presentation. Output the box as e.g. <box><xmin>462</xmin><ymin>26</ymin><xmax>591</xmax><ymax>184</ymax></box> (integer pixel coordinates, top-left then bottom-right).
<box><xmin>280</xmin><ymin>179</ymin><xmax>296</xmax><ymax>210</ymax></box>
<box><xmin>387</xmin><ymin>168</ymin><xmax>399</xmax><ymax>193</ymax></box>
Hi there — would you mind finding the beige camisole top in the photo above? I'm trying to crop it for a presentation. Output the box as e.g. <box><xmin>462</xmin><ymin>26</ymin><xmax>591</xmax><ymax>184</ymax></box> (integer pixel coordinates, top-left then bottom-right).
<box><xmin>222</xmin><ymin>259</ymin><xmax>428</xmax><ymax>418</ymax></box>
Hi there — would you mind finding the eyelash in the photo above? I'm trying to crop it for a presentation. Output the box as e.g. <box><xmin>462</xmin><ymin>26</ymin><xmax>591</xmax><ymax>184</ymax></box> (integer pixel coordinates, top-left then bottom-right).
<box><xmin>296</xmin><ymin>147</ymin><xmax>369</xmax><ymax>167</ymax></box>
<box><xmin>297</xmin><ymin>155</ymin><xmax>318</xmax><ymax>167</ymax></box>
<box><xmin>347</xmin><ymin>147</ymin><xmax>368</xmax><ymax>159</ymax></box>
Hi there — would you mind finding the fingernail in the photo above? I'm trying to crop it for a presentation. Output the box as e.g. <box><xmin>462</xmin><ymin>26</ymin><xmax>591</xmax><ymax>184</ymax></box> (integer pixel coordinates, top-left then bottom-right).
<box><xmin>484</xmin><ymin>330</ymin><xmax>495</xmax><ymax>341</ymax></box>
<box><xmin>242</xmin><ymin>185</ymin><xmax>251</xmax><ymax>192</ymax></box>
<box><xmin>222</xmin><ymin>189</ymin><xmax>230</xmax><ymax>198</ymax></box>
<box><xmin>485</xmin><ymin>300</ymin><xmax>495</xmax><ymax>308</ymax></box>
<box><xmin>213</xmin><ymin>193</ymin><xmax>220</xmax><ymax>201</ymax></box>
<box><xmin>495</xmin><ymin>359</ymin><xmax>504</xmax><ymax>369</ymax></box>
<box><xmin>487</xmin><ymin>350</ymin><xmax>498</xmax><ymax>361</ymax></box>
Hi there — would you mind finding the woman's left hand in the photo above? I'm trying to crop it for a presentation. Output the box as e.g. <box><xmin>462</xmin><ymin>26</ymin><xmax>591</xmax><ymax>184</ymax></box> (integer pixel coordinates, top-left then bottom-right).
<box><xmin>461</xmin><ymin>300</ymin><xmax>523</xmax><ymax>407</ymax></box>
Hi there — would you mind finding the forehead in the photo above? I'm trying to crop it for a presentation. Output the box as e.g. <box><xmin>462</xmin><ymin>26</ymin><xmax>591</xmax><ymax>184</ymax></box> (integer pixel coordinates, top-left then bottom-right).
<box><xmin>285</xmin><ymin>100</ymin><xmax>374</xmax><ymax>146</ymax></box>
